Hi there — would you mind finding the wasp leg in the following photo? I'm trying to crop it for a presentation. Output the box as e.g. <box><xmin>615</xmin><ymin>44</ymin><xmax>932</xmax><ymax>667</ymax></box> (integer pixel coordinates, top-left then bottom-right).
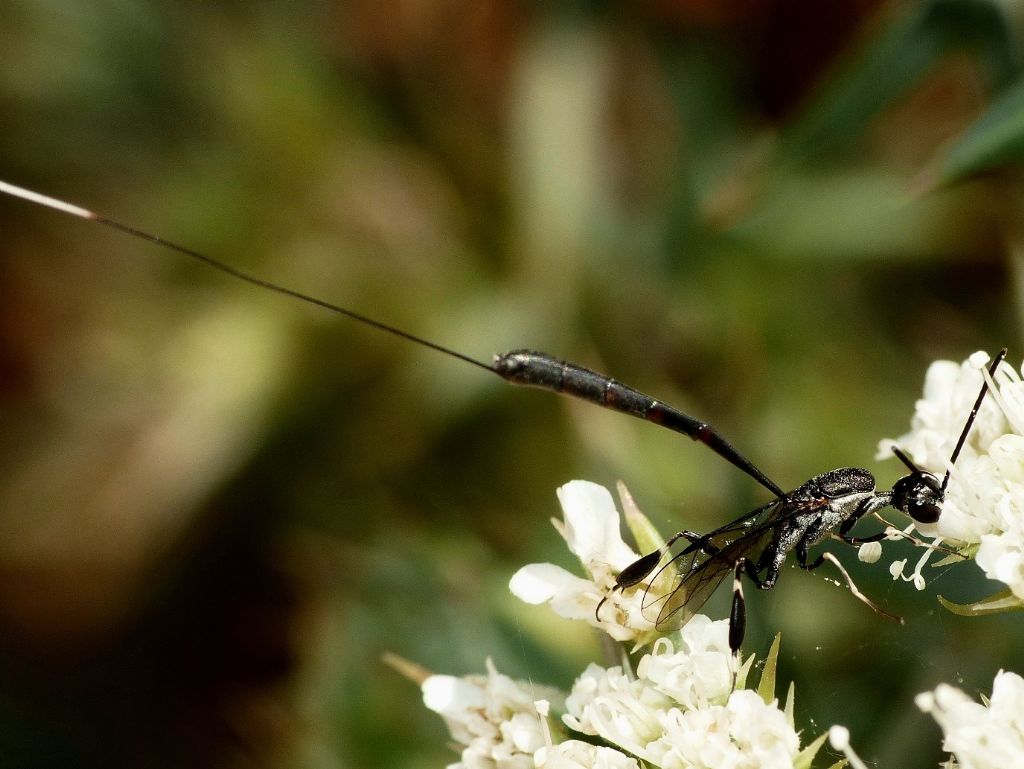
<box><xmin>729</xmin><ymin>558</ymin><xmax>749</xmax><ymax>654</ymax></box>
<box><xmin>793</xmin><ymin>540</ymin><xmax>902</xmax><ymax>623</ymax></box>
<box><xmin>797</xmin><ymin>550</ymin><xmax>826</xmax><ymax>570</ymax></box>
<box><xmin>725</xmin><ymin>555</ymin><xmax>774</xmax><ymax>654</ymax></box>
<box><xmin>611</xmin><ymin>530</ymin><xmax>703</xmax><ymax>590</ymax></box>
<box><xmin>819</xmin><ymin>552</ymin><xmax>903</xmax><ymax>624</ymax></box>
<box><xmin>597</xmin><ymin>530</ymin><xmax>706</xmax><ymax>622</ymax></box>
<box><xmin>837</xmin><ymin>515</ymin><xmax>888</xmax><ymax>546</ymax></box>
<box><xmin>840</xmin><ymin>531</ymin><xmax>888</xmax><ymax>546</ymax></box>
<box><xmin>794</xmin><ymin>517</ymin><xmax>831</xmax><ymax>571</ymax></box>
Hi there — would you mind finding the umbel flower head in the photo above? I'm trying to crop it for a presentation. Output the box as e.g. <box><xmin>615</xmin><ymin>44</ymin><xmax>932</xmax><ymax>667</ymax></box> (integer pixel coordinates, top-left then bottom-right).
<box><xmin>417</xmin><ymin>481</ymin><xmax>832</xmax><ymax>769</ymax></box>
<box><xmin>420</xmin><ymin>619</ymin><xmax>825</xmax><ymax>769</ymax></box>
<box><xmin>879</xmin><ymin>351</ymin><xmax>1024</xmax><ymax>609</ymax></box>
<box><xmin>916</xmin><ymin>670</ymin><xmax>1024</xmax><ymax>768</ymax></box>
<box><xmin>421</xmin><ymin>658</ymin><xmax>564</xmax><ymax>769</ymax></box>
<box><xmin>560</xmin><ymin>625</ymin><xmax>807</xmax><ymax>769</ymax></box>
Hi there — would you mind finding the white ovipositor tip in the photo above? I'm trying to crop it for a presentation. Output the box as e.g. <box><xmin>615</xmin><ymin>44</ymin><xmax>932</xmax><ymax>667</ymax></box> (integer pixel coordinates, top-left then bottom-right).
<box><xmin>0</xmin><ymin>180</ymin><xmax>94</xmax><ymax>219</ymax></box>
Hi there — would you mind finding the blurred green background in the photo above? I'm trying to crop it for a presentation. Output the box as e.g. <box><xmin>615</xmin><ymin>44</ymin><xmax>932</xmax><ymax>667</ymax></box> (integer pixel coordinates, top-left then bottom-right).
<box><xmin>2</xmin><ymin>1</ymin><xmax>1024</xmax><ymax>767</ymax></box>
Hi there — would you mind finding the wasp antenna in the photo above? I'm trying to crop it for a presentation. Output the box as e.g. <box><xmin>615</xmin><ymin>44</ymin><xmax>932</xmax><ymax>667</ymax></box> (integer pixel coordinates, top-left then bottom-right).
<box><xmin>890</xmin><ymin>446</ymin><xmax>922</xmax><ymax>475</ymax></box>
<box><xmin>941</xmin><ymin>348</ymin><xmax>1008</xmax><ymax>492</ymax></box>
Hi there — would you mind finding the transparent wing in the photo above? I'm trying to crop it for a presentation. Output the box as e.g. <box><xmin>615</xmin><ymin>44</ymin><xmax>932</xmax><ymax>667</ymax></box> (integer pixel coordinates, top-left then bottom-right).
<box><xmin>637</xmin><ymin>499</ymin><xmax>788</xmax><ymax>631</ymax></box>
<box><xmin>646</xmin><ymin>528</ymin><xmax>776</xmax><ymax>631</ymax></box>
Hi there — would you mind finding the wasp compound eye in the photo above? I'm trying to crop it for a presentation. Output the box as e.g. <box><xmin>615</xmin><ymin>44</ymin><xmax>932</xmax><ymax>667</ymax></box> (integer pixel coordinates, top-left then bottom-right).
<box><xmin>906</xmin><ymin>498</ymin><xmax>941</xmax><ymax>524</ymax></box>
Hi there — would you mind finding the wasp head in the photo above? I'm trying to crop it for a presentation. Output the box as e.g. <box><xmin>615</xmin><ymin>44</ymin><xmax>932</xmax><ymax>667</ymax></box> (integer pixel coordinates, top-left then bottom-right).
<box><xmin>891</xmin><ymin>472</ymin><xmax>944</xmax><ymax>523</ymax></box>
<box><xmin>889</xmin><ymin>446</ymin><xmax>944</xmax><ymax>523</ymax></box>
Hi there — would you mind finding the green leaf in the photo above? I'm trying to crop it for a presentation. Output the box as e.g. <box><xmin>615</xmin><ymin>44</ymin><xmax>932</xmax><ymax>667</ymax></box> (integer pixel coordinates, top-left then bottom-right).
<box><xmin>938</xmin><ymin>587</ymin><xmax>1024</xmax><ymax>616</ymax></box>
<box><xmin>933</xmin><ymin>77</ymin><xmax>1024</xmax><ymax>185</ymax></box>
<box><xmin>785</xmin><ymin>0</ymin><xmax>1017</xmax><ymax>159</ymax></box>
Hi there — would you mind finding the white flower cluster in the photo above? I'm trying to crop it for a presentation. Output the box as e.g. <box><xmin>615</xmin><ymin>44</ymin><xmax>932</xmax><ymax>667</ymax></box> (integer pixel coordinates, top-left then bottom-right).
<box><xmin>422</xmin><ymin>618</ymin><xmax>803</xmax><ymax>769</ymax></box>
<box><xmin>563</xmin><ymin>623</ymin><xmax>798</xmax><ymax>769</ymax></box>
<box><xmin>534</xmin><ymin>739</ymin><xmax>640</xmax><ymax>769</ymax></box>
<box><xmin>412</xmin><ymin>380</ymin><xmax>1024</xmax><ymax>769</ymax></box>
<box><xmin>916</xmin><ymin>671</ymin><xmax>1024</xmax><ymax>768</ymax></box>
<box><xmin>421</xmin><ymin>658</ymin><xmax>564</xmax><ymax>769</ymax></box>
<box><xmin>880</xmin><ymin>351</ymin><xmax>1024</xmax><ymax>600</ymax></box>
<box><xmin>421</xmin><ymin>481</ymin><xmax>818</xmax><ymax>769</ymax></box>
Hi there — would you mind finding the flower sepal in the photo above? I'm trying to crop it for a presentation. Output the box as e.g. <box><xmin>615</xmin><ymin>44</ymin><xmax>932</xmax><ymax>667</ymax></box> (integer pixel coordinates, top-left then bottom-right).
<box><xmin>937</xmin><ymin>587</ymin><xmax>1024</xmax><ymax>617</ymax></box>
<box><xmin>794</xmin><ymin>731</ymin><xmax>831</xmax><ymax>769</ymax></box>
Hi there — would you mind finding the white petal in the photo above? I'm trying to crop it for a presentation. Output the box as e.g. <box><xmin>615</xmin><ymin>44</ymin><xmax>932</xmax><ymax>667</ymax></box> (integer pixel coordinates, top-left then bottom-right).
<box><xmin>423</xmin><ymin>675</ymin><xmax>486</xmax><ymax>717</ymax></box>
<box><xmin>556</xmin><ymin>481</ymin><xmax>638</xmax><ymax>569</ymax></box>
<box><xmin>510</xmin><ymin>563</ymin><xmax>591</xmax><ymax>605</ymax></box>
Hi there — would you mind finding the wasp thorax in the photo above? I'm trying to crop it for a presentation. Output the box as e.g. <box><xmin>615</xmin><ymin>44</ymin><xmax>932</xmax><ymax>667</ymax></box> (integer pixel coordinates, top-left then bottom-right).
<box><xmin>816</xmin><ymin>467</ymin><xmax>876</xmax><ymax>497</ymax></box>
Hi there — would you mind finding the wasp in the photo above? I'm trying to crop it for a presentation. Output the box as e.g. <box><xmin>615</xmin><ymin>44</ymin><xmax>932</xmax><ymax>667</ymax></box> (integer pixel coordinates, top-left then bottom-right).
<box><xmin>0</xmin><ymin>179</ymin><xmax>1001</xmax><ymax>652</ymax></box>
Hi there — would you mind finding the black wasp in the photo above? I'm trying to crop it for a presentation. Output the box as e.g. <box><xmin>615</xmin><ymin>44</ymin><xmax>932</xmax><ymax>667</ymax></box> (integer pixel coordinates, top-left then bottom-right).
<box><xmin>0</xmin><ymin>179</ymin><xmax>1006</xmax><ymax>653</ymax></box>
<box><xmin>513</xmin><ymin>348</ymin><xmax>1004</xmax><ymax>651</ymax></box>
